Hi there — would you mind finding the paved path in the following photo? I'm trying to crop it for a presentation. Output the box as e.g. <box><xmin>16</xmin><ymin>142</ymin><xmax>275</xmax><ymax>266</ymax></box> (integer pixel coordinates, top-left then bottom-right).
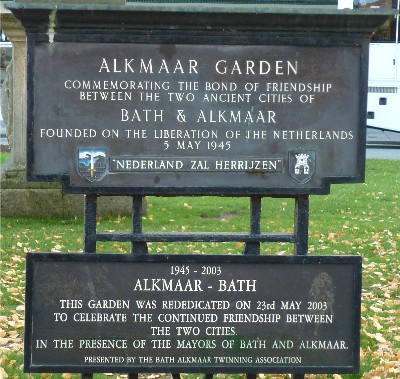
<box><xmin>366</xmin><ymin>128</ymin><xmax>400</xmax><ymax>160</ymax></box>
<box><xmin>367</xmin><ymin>128</ymin><xmax>400</xmax><ymax>147</ymax></box>
<box><xmin>366</xmin><ymin>148</ymin><xmax>400</xmax><ymax>160</ymax></box>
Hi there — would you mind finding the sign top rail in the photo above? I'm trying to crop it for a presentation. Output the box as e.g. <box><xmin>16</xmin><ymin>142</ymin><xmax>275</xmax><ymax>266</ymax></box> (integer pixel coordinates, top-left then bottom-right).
<box><xmin>7</xmin><ymin>3</ymin><xmax>396</xmax><ymax>37</ymax></box>
<box><xmin>7</xmin><ymin>2</ymin><xmax>396</xmax><ymax>18</ymax></box>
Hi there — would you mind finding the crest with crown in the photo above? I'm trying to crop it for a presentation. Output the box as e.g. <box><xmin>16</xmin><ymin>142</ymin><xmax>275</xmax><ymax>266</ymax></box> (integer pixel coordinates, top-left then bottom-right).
<box><xmin>294</xmin><ymin>153</ymin><xmax>310</xmax><ymax>174</ymax></box>
<box><xmin>289</xmin><ymin>150</ymin><xmax>315</xmax><ymax>184</ymax></box>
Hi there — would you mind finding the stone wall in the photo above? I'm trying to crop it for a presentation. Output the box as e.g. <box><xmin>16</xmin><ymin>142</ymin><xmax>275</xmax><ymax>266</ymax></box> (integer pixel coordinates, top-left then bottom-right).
<box><xmin>0</xmin><ymin>1</ymin><xmax>141</xmax><ymax>218</ymax></box>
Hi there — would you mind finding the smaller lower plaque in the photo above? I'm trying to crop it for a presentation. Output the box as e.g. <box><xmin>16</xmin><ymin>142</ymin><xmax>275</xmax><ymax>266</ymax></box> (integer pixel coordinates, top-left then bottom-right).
<box><xmin>25</xmin><ymin>254</ymin><xmax>361</xmax><ymax>374</ymax></box>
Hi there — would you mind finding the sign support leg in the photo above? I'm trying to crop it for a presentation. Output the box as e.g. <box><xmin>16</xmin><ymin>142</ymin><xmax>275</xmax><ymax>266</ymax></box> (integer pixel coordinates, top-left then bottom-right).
<box><xmin>83</xmin><ymin>194</ymin><xmax>98</xmax><ymax>379</ymax></box>
<box><xmin>244</xmin><ymin>195</ymin><xmax>262</xmax><ymax>255</ymax></box>
<box><xmin>292</xmin><ymin>194</ymin><xmax>309</xmax><ymax>379</ymax></box>
<box><xmin>245</xmin><ymin>196</ymin><xmax>261</xmax><ymax>379</ymax></box>
<box><xmin>294</xmin><ymin>194</ymin><xmax>309</xmax><ymax>256</ymax></box>
<box><xmin>130</xmin><ymin>196</ymin><xmax>147</xmax><ymax>378</ymax></box>
<box><xmin>132</xmin><ymin>195</ymin><xmax>148</xmax><ymax>254</ymax></box>
<box><xmin>84</xmin><ymin>194</ymin><xmax>97</xmax><ymax>254</ymax></box>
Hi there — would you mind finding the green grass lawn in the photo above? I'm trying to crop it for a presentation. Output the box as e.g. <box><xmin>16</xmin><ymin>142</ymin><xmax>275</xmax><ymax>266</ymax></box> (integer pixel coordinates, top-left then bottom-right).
<box><xmin>0</xmin><ymin>159</ymin><xmax>399</xmax><ymax>379</ymax></box>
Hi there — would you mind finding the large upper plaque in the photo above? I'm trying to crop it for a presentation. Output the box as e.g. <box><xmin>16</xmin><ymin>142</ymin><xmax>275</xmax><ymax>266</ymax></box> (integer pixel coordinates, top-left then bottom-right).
<box><xmin>9</xmin><ymin>4</ymin><xmax>390</xmax><ymax>196</ymax></box>
<box><xmin>29</xmin><ymin>42</ymin><xmax>365</xmax><ymax>194</ymax></box>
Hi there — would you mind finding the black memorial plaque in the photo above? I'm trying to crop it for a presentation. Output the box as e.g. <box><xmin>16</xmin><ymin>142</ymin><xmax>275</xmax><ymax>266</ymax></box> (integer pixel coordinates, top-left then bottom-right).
<box><xmin>25</xmin><ymin>254</ymin><xmax>362</xmax><ymax>374</ymax></box>
<box><xmin>28</xmin><ymin>41</ymin><xmax>366</xmax><ymax>195</ymax></box>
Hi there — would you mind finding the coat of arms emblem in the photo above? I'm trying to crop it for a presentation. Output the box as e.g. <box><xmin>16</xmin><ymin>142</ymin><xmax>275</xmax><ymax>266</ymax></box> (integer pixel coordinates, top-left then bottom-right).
<box><xmin>289</xmin><ymin>150</ymin><xmax>316</xmax><ymax>184</ymax></box>
<box><xmin>78</xmin><ymin>149</ymin><xmax>107</xmax><ymax>182</ymax></box>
